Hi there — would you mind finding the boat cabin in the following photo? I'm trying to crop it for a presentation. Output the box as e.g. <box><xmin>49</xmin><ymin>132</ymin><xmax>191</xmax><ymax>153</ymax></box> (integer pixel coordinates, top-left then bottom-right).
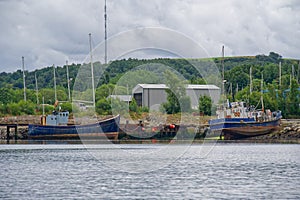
<box><xmin>43</xmin><ymin>111</ymin><xmax>69</xmax><ymax>126</ymax></box>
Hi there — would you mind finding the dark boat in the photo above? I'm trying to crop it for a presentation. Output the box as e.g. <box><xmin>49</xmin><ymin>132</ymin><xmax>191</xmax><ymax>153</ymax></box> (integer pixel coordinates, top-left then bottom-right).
<box><xmin>208</xmin><ymin>101</ymin><xmax>282</xmax><ymax>139</ymax></box>
<box><xmin>28</xmin><ymin>111</ymin><xmax>120</xmax><ymax>140</ymax></box>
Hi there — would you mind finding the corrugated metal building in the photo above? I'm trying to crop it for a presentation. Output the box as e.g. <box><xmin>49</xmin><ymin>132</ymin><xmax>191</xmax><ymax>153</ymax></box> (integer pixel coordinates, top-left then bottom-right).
<box><xmin>132</xmin><ymin>84</ymin><xmax>220</xmax><ymax>110</ymax></box>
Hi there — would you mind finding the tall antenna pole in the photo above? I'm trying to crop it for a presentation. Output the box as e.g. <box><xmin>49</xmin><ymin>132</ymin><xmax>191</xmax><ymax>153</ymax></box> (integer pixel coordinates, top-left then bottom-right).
<box><xmin>261</xmin><ymin>73</ymin><xmax>264</xmax><ymax>112</ymax></box>
<box><xmin>22</xmin><ymin>56</ymin><xmax>26</xmax><ymax>101</ymax></box>
<box><xmin>292</xmin><ymin>64</ymin><xmax>295</xmax><ymax>79</ymax></box>
<box><xmin>42</xmin><ymin>96</ymin><xmax>45</xmax><ymax>116</ymax></box>
<box><xmin>298</xmin><ymin>60</ymin><xmax>300</xmax><ymax>83</ymax></box>
<box><xmin>250</xmin><ymin>66</ymin><xmax>252</xmax><ymax>95</ymax></box>
<box><xmin>104</xmin><ymin>0</ymin><xmax>107</xmax><ymax>65</ymax></box>
<box><xmin>53</xmin><ymin>65</ymin><xmax>57</xmax><ymax>102</ymax></box>
<box><xmin>222</xmin><ymin>45</ymin><xmax>225</xmax><ymax>99</ymax></box>
<box><xmin>89</xmin><ymin>33</ymin><xmax>96</xmax><ymax>108</ymax></box>
<box><xmin>66</xmin><ymin>60</ymin><xmax>71</xmax><ymax>101</ymax></box>
<box><xmin>35</xmin><ymin>72</ymin><xmax>39</xmax><ymax>105</ymax></box>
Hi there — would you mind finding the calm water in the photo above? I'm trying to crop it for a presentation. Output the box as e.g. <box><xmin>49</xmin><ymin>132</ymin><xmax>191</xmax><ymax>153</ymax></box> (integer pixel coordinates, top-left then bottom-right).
<box><xmin>0</xmin><ymin>143</ymin><xmax>299</xmax><ymax>199</ymax></box>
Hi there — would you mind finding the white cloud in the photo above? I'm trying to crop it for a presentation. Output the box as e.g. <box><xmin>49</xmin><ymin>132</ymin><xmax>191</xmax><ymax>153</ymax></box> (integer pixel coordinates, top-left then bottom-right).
<box><xmin>0</xmin><ymin>0</ymin><xmax>299</xmax><ymax>72</ymax></box>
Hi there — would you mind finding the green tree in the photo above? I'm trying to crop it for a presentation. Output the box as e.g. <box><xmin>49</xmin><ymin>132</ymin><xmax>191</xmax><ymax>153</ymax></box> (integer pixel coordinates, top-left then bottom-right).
<box><xmin>7</xmin><ymin>102</ymin><xmax>20</xmax><ymax>115</ymax></box>
<box><xmin>286</xmin><ymin>79</ymin><xmax>300</xmax><ymax>116</ymax></box>
<box><xmin>198</xmin><ymin>95</ymin><xmax>212</xmax><ymax>115</ymax></box>
<box><xmin>60</xmin><ymin>102</ymin><xmax>73</xmax><ymax>112</ymax></box>
<box><xmin>18</xmin><ymin>100</ymin><xmax>35</xmax><ymax>115</ymax></box>
<box><xmin>129</xmin><ymin>98</ymin><xmax>138</xmax><ymax>112</ymax></box>
<box><xmin>0</xmin><ymin>88</ymin><xmax>13</xmax><ymax>104</ymax></box>
<box><xmin>96</xmin><ymin>98</ymin><xmax>112</xmax><ymax>115</ymax></box>
<box><xmin>162</xmin><ymin>70</ymin><xmax>191</xmax><ymax>114</ymax></box>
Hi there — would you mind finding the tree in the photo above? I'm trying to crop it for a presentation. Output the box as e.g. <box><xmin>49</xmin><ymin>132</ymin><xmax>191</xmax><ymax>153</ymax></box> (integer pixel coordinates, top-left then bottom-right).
<box><xmin>0</xmin><ymin>88</ymin><xmax>13</xmax><ymax>104</ymax></box>
<box><xmin>129</xmin><ymin>98</ymin><xmax>138</xmax><ymax>112</ymax></box>
<box><xmin>198</xmin><ymin>95</ymin><xmax>212</xmax><ymax>115</ymax></box>
<box><xmin>96</xmin><ymin>98</ymin><xmax>112</xmax><ymax>115</ymax></box>
<box><xmin>286</xmin><ymin>79</ymin><xmax>300</xmax><ymax>116</ymax></box>
<box><xmin>162</xmin><ymin>70</ymin><xmax>191</xmax><ymax>114</ymax></box>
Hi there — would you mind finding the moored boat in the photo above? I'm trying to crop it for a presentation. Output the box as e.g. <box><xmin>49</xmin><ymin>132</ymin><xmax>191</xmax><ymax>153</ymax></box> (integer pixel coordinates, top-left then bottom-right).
<box><xmin>208</xmin><ymin>101</ymin><xmax>282</xmax><ymax>139</ymax></box>
<box><xmin>28</xmin><ymin>111</ymin><xmax>120</xmax><ymax>140</ymax></box>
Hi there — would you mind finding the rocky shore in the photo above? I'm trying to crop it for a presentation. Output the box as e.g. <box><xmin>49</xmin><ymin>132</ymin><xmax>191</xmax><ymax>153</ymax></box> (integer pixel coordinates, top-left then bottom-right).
<box><xmin>0</xmin><ymin>115</ymin><xmax>300</xmax><ymax>143</ymax></box>
<box><xmin>248</xmin><ymin>119</ymin><xmax>300</xmax><ymax>143</ymax></box>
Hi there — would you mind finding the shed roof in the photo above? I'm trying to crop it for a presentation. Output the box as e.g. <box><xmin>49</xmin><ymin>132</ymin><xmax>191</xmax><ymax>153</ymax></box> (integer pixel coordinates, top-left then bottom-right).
<box><xmin>133</xmin><ymin>84</ymin><xmax>220</xmax><ymax>90</ymax></box>
<box><xmin>108</xmin><ymin>95</ymin><xmax>132</xmax><ymax>102</ymax></box>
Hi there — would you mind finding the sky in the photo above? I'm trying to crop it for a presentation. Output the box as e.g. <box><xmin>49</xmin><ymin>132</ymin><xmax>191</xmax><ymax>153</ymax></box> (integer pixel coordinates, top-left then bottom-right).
<box><xmin>0</xmin><ymin>0</ymin><xmax>299</xmax><ymax>72</ymax></box>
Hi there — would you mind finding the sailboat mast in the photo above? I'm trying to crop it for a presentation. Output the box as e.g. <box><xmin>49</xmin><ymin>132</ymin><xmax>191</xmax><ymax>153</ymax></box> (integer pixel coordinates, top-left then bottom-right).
<box><xmin>250</xmin><ymin>66</ymin><xmax>252</xmax><ymax>95</ymax></box>
<box><xmin>222</xmin><ymin>45</ymin><xmax>225</xmax><ymax>100</ymax></box>
<box><xmin>104</xmin><ymin>0</ymin><xmax>107</xmax><ymax>65</ymax></box>
<box><xmin>89</xmin><ymin>33</ymin><xmax>96</xmax><ymax>107</ymax></box>
<box><xmin>292</xmin><ymin>64</ymin><xmax>295</xmax><ymax>79</ymax></box>
<box><xmin>35</xmin><ymin>72</ymin><xmax>39</xmax><ymax>105</ymax></box>
<box><xmin>53</xmin><ymin>65</ymin><xmax>57</xmax><ymax>101</ymax></box>
<box><xmin>297</xmin><ymin>61</ymin><xmax>300</xmax><ymax>84</ymax></box>
<box><xmin>22</xmin><ymin>56</ymin><xmax>26</xmax><ymax>101</ymax></box>
<box><xmin>66</xmin><ymin>60</ymin><xmax>71</xmax><ymax>101</ymax></box>
<box><xmin>261</xmin><ymin>73</ymin><xmax>264</xmax><ymax>112</ymax></box>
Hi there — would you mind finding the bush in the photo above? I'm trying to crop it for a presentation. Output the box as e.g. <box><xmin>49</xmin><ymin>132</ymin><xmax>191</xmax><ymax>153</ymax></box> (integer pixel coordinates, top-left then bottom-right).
<box><xmin>199</xmin><ymin>95</ymin><xmax>212</xmax><ymax>116</ymax></box>
<box><xmin>96</xmin><ymin>98</ymin><xmax>112</xmax><ymax>115</ymax></box>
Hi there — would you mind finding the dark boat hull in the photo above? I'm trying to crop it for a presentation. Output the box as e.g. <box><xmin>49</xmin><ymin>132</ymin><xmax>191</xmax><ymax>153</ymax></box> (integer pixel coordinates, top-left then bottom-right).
<box><xmin>28</xmin><ymin>115</ymin><xmax>120</xmax><ymax>140</ymax></box>
<box><xmin>209</xmin><ymin>117</ymin><xmax>281</xmax><ymax>139</ymax></box>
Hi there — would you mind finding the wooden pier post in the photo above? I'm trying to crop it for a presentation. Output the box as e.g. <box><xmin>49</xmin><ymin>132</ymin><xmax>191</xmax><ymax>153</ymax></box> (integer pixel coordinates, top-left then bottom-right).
<box><xmin>14</xmin><ymin>125</ymin><xmax>18</xmax><ymax>143</ymax></box>
<box><xmin>6</xmin><ymin>126</ymin><xmax>10</xmax><ymax>144</ymax></box>
<box><xmin>6</xmin><ymin>125</ymin><xmax>18</xmax><ymax>144</ymax></box>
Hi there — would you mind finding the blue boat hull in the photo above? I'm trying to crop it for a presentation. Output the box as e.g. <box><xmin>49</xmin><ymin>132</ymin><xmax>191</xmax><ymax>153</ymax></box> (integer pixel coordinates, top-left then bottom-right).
<box><xmin>208</xmin><ymin>117</ymin><xmax>281</xmax><ymax>139</ymax></box>
<box><xmin>28</xmin><ymin>115</ymin><xmax>120</xmax><ymax>140</ymax></box>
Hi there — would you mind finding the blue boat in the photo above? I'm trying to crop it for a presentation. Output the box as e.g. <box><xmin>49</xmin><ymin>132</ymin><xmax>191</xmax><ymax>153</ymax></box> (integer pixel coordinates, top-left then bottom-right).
<box><xmin>28</xmin><ymin>111</ymin><xmax>120</xmax><ymax>140</ymax></box>
<box><xmin>208</xmin><ymin>101</ymin><xmax>282</xmax><ymax>139</ymax></box>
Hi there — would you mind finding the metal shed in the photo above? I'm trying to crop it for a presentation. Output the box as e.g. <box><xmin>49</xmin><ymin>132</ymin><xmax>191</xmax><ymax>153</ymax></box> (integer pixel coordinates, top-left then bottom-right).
<box><xmin>132</xmin><ymin>84</ymin><xmax>220</xmax><ymax>110</ymax></box>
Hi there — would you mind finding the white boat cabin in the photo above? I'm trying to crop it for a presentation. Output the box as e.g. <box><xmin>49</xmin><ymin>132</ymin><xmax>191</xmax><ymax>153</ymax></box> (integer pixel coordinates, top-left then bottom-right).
<box><xmin>44</xmin><ymin>111</ymin><xmax>69</xmax><ymax>126</ymax></box>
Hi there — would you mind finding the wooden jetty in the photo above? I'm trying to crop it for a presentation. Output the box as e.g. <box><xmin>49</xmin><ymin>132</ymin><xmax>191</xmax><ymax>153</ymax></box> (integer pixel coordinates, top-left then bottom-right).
<box><xmin>0</xmin><ymin>123</ymin><xmax>29</xmax><ymax>144</ymax></box>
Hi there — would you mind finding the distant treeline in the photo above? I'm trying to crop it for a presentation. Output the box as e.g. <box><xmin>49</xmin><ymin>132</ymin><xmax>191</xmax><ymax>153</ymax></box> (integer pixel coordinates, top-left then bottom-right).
<box><xmin>0</xmin><ymin>52</ymin><xmax>299</xmax><ymax>117</ymax></box>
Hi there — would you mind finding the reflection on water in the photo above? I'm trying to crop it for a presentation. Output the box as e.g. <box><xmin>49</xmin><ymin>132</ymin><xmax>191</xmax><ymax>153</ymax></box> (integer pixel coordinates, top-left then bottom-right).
<box><xmin>0</xmin><ymin>144</ymin><xmax>299</xmax><ymax>199</ymax></box>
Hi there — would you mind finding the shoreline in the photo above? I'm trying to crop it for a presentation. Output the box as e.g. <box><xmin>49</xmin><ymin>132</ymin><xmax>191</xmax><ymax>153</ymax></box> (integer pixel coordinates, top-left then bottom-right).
<box><xmin>1</xmin><ymin>138</ymin><xmax>299</xmax><ymax>145</ymax></box>
<box><xmin>0</xmin><ymin>116</ymin><xmax>299</xmax><ymax>144</ymax></box>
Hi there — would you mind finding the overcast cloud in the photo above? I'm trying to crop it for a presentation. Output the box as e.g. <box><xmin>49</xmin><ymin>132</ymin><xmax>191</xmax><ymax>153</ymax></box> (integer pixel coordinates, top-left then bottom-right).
<box><xmin>0</xmin><ymin>0</ymin><xmax>299</xmax><ymax>72</ymax></box>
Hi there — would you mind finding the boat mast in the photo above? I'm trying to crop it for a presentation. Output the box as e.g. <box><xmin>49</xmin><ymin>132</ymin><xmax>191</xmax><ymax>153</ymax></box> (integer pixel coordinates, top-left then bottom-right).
<box><xmin>250</xmin><ymin>66</ymin><xmax>252</xmax><ymax>95</ymax></box>
<box><xmin>292</xmin><ymin>64</ymin><xmax>295</xmax><ymax>81</ymax></box>
<box><xmin>261</xmin><ymin>73</ymin><xmax>264</xmax><ymax>112</ymax></box>
<box><xmin>35</xmin><ymin>72</ymin><xmax>39</xmax><ymax>105</ymax></box>
<box><xmin>89</xmin><ymin>33</ymin><xmax>96</xmax><ymax>108</ymax></box>
<box><xmin>22</xmin><ymin>56</ymin><xmax>26</xmax><ymax>101</ymax></box>
<box><xmin>297</xmin><ymin>61</ymin><xmax>300</xmax><ymax>84</ymax></box>
<box><xmin>222</xmin><ymin>45</ymin><xmax>226</xmax><ymax>100</ymax></box>
<box><xmin>66</xmin><ymin>60</ymin><xmax>71</xmax><ymax>101</ymax></box>
<box><xmin>104</xmin><ymin>0</ymin><xmax>107</xmax><ymax>65</ymax></box>
<box><xmin>53</xmin><ymin>65</ymin><xmax>57</xmax><ymax>101</ymax></box>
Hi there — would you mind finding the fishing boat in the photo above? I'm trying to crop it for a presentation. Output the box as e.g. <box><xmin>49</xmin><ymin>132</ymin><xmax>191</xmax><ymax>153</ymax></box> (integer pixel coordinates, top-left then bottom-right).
<box><xmin>28</xmin><ymin>110</ymin><xmax>120</xmax><ymax>140</ymax></box>
<box><xmin>208</xmin><ymin>101</ymin><xmax>282</xmax><ymax>139</ymax></box>
<box><xmin>208</xmin><ymin>46</ymin><xmax>281</xmax><ymax>139</ymax></box>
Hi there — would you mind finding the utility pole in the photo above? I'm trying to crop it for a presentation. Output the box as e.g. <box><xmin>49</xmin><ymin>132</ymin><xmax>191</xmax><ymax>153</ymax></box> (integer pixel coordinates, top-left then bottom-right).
<box><xmin>292</xmin><ymin>64</ymin><xmax>295</xmax><ymax>79</ymax></box>
<box><xmin>250</xmin><ymin>66</ymin><xmax>252</xmax><ymax>95</ymax></box>
<box><xmin>35</xmin><ymin>72</ymin><xmax>39</xmax><ymax>105</ymax></box>
<box><xmin>66</xmin><ymin>60</ymin><xmax>71</xmax><ymax>101</ymax></box>
<box><xmin>89</xmin><ymin>33</ymin><xmax>96</xmax><ymax>108</ymax></box>
<box><xmin>261</xmin><ymin>73</ymin><xmax>264</xmax><ymax>112</ymax></box>
<box><xmin>53</xmin><ymin>65</ymin><xmax>57</xmax><ymax>102</ymax></box>
<box><xmin>104</xmin><ymin>0</ymin><xmax>107</xmax><ymax>65</ymax></box>
<box><xmin>298</xmin><ymin>60</ymin><xmax>300</xmax><ymax>83</ymax></box>
<box><xmin>222</xmin><ymin>45</ymin><xmax>225</xmax><ymax>100</ymax></box>
<box><xmin>22</xmin><ymin>56</ymin><xmax>26</xmax><ymax>101</ymax></box>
